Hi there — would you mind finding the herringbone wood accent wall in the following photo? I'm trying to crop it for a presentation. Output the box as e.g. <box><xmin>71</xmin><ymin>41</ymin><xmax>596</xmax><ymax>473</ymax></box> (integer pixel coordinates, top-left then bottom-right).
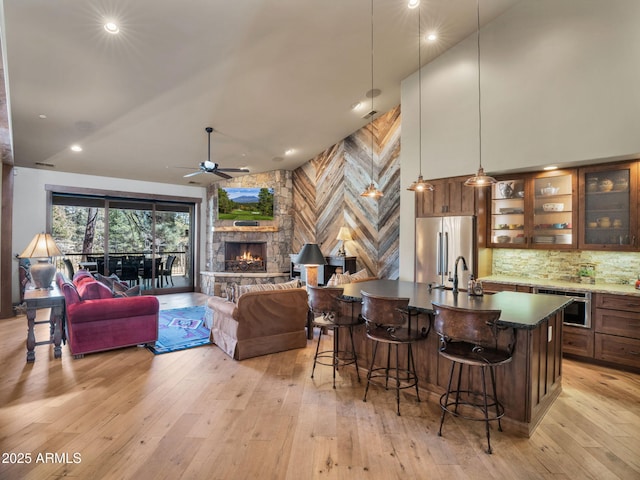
<box><xmin>293</xmin><ymin>105</ymin><xmax>401</xmax><ymax>279</ymax></box>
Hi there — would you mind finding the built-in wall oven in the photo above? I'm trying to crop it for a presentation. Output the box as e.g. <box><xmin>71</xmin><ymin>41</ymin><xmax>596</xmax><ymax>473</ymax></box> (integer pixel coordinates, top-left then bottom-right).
<box><xmin>533</xmin><ymin>288</ymin><xmax>592</xmax><ymax>328</ymax></box>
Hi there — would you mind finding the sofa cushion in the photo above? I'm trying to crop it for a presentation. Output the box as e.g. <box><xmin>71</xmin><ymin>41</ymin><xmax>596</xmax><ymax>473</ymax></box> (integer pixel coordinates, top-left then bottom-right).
<box><xmin>94</xmin><ymin>273</ymin><xmax>138</xmax><ymax>296</ymax></box>
<box><xmin>61</xmin><ymin>282</ymin><xmax>81</xmax><ymax>305</ymax></box>
<box><xmin>350</xmin><ymin>268</ymin><xmax>370</xmax><ymax>282</ymax></box>
<box><xmin>235</xmin><ymin>279</ymin><xmax>300</xmax><ymax>301</ymax></box>
<box><xmin>113</xmin><ymin>283</ymin><xmax>141</xmax><ymax>297</ymax></box>
<box><xmin>76</xmin><ymin>279</ymin><xmax>114</xmax><ymax>300</ymax></box>
<box><xmin>73</xmin><ymin>270</ymin><xmax>94</xmax><ymax>284</ymax></box>
<box><xmin>327</xmin><ymin>271</ymin><xmax>351</xmax><ymax>286</ymax></box>
<box><xmin>95</xmin><ymin>272</ymin><xmax>124</xmax><ymax>290</ymax></box>
<box><xmin>327</xmin><ymin>268</ymin><xmax>371</xmax><ymax>286</ymax></box>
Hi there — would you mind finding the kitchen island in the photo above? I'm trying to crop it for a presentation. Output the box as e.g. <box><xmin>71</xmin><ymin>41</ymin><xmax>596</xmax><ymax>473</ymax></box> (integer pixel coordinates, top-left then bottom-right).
<box><xmin>340</xmin><ymin>279</ymin><xmax>572</xmax><ymax>437</ymax></box>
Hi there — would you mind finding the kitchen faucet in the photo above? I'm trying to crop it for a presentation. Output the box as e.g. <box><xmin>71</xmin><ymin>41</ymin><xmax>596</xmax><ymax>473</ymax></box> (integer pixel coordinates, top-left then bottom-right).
<box><xmin>449</xmin><ymin>255</ymin><xmax>468</xmax><ymax>293</ymax></box>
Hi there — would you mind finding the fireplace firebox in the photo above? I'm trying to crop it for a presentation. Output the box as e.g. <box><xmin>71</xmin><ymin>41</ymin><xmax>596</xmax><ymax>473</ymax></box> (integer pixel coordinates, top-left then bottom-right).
<box><xmin>224</xmin><ymin>242</ymin><xmax>267</xmax><ymax>272</ymax></box>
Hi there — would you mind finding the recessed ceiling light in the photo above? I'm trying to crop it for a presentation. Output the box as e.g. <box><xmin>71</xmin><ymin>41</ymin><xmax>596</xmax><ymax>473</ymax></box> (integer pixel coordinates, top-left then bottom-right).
<box><xmin>70</xmin><ymin>145</ymin><xmax>83</xmax><ymax>152</ymax></box>
<box><xmin>426</xmin><ymin>33</ymin><xmax>438</xmax><ymax>42</ymax></box>
<box><xmin>351</xmin><ymin>102</ymin><xmax>363</xmax><ymax>111</ymax></box>
<box><xmin>408</xmin><ymin>0</ymin><xmax>420</xmax><ymax>9</ymax></box>
<box><xmin>38</xmin><ymin>114</ymin><xmax>47</xmax><ymax>119</ymax></box>
<box><xmin>285</xmin><ymin>148</ymin><xmax>295</xmax><ymax>156</ymax></box>
<box><xmin>104</xmin><ymin>22</ymin><xmax>120</xmax><ymax>34</ymax></box>
<box><xmin>543</xmin><ymin>165</ymin><xmax>558</xmax><ymax>171</ymax></box>
<box><xmin>272</xmin><ymin>156</ymin><xmax>284</xmax><ymax>163</ymax></box>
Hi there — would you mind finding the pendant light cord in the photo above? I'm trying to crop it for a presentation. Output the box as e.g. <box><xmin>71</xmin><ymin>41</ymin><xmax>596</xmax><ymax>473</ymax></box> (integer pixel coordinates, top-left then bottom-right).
<box><xmin>370</xmin><ymin>0</ymin><xmax>375</xmax><ymax>181</ymax></box>
<box><xmin>476</xmin><ymin>0</ymin><xmax>483</xmax><ymax>172</ymax></box>
<box><xmin>418</xmin><ymin>5</ymin><xmax>422</xmax><ymax>178</ymax></box>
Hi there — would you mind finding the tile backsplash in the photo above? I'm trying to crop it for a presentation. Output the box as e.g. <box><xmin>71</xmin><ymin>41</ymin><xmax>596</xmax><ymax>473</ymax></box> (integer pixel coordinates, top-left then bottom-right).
<box><xmin>492</xmin><ymin>249</ymin><xmax>640</xmax><ymax>285</ymax></box>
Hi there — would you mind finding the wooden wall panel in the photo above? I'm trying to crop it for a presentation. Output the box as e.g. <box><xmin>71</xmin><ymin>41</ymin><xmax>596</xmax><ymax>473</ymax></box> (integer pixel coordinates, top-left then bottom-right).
<box><xmin>293</xmin><ymin>105</ymin><xmax>401</xmax><ymax>278</ymax></box>
<box><xmin>292</xmin><ymin>161</ymin><xmax>316</xmax><ymax>250</ymax></box>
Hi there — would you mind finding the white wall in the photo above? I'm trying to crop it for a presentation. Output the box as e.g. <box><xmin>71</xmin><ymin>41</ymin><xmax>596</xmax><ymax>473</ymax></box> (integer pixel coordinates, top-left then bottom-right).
<box><xmin>12</xmin><ymin>167</ymin><xmax>207</xmax><ymax>302</ymax></box>
<box><xmin>400</xmin><ymin>0</ymin><xmax>640</xmax><ymax>280</ymax></box>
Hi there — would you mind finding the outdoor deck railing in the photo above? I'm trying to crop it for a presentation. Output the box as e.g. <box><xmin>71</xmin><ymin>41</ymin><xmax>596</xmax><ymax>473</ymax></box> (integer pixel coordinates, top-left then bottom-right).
<box><xmin>56</xmin><ymin>251</ymin><xmax>188</xmax><ymax>278</ymax></box>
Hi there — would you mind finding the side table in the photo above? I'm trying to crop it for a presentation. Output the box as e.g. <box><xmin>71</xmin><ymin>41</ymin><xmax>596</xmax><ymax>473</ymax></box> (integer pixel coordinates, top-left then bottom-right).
<box><xmin>24</xmin><ymin>283</ymin><xmax>65</xmax><ymax>362</ymax></box>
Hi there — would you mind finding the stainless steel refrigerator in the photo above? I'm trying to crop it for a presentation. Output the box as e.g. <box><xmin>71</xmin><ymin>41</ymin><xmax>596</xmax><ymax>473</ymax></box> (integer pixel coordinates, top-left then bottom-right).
<box><xmin>415</xmin><ymin>216</ymin><xmax>476</xmax><ymax>288</ymax></box>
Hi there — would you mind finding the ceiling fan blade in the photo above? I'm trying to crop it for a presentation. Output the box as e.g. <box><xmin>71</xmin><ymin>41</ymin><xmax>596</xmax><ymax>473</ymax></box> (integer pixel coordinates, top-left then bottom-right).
<box><xmin>213</xmin><ymin>170</ymin><xmax>232</xmax><ymax>179</ymax></box>
<box><xmin>183</xmin><ymin>170</ymin><xmax>203</xmax><ymax>178</ymax></box>
<box><xmin>216</xmin><ymin>167</ymin><xmax>250</xmax><ymax>173</ymax></box>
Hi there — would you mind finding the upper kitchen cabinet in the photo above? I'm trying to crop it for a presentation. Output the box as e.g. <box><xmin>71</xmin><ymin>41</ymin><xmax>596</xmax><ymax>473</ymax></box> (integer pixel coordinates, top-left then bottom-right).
<box><xmin>578</xmin><ymin>162</ymin><xmax>638</xmax><ymax>251</ymax></box>
<box><xmin>490</xmin><ymin>176</ymin><xmax>527</xmax><ymax>247</ymax></box>
<box><xmin>416</xmin><ymin>175</ymin><xmax>478</xmax><ymax>217</ymax></box>
<box><xmin>490</xmin><ymin>170</ymin><xmax>577</xmax><ymax>249</ymax></box>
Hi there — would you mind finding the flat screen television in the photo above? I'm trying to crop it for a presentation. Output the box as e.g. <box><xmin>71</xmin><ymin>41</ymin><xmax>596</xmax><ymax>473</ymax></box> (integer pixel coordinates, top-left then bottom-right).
<box><xmin>218</xmin><ymin>187</ymin><xmax>275</xmax><ymax>221</ymax></box>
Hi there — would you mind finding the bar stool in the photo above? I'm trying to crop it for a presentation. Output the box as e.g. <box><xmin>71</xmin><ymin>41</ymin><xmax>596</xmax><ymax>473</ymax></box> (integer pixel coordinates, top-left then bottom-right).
<box><xmin>361</xmin><ymin>291</ymin><xmax>427</xmax><ymax>416</ymax></box>
<box><xmin>432</xmin><ymin>302</ymin><xmax>515</xmax><ymax>454</ymax></box>
<box><xmin>308</xmin><ymin>286</ymin><xmax>362</xmax><ymax>389</ymax></box>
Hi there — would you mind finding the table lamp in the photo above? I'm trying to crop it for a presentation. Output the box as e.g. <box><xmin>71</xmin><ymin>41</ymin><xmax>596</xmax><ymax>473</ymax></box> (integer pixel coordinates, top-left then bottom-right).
<box><xmin>19</xmin><ymin>233</ymin><xmax>63</xmax><ymax>289</ymax></box>
<box><xmin>336</xmin><ymin>227</ymin><xmax>352</xmax><ymax>256</ymax></box>
<box><xmin>296</xmin><ymin>243</ymin><xmax>326</xmax><ymax>287</ymax></box>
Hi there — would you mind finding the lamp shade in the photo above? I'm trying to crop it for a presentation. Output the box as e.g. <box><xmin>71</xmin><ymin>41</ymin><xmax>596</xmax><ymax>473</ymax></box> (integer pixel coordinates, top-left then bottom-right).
<box><xmin>336</xmin><ymin>227</ymin><xmax>352</xmax><ymax>242</ymax></box>
<box><xmin>19</xmin><ymin>233</ymin><xmax>62</xmax><ymax>289</ymax></box>
<box><xmin>19</xmin><ymin>233</ymin><xmax>62</xmax><ymax>258</ymax></box>
<box><xmin>296</xmin><ymin>243</ymin><xmax>326</xmax><ymax>266</ymax></box>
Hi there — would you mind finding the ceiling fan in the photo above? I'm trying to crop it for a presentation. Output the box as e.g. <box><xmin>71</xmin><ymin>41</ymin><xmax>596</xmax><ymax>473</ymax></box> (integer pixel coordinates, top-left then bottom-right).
<box><xmin>183</xmin><ymin>127</ymin><xmax>250</xmax><ymax>179</ymax></box>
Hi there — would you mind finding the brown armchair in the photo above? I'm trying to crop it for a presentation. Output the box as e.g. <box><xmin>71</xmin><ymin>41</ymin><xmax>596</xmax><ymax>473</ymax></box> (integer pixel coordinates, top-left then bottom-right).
<box><xmin>206</xmin><ymin>287</ymin><xmax>309</xmax><ymax>360</ymax></box>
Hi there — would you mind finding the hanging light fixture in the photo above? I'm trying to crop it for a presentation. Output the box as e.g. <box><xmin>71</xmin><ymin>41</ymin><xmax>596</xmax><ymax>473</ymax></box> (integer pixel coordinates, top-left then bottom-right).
<box><xmin>360</xmin><ymin>0</ymin><xmax>384</xmax><ymax>199</ymax></box>
<box><xmin>464</xmin><ymin>0</ymin><xmax>497</xmax><ymax>187</ymax></box>
<box><xmin>407</xmin><ymin>2</ymin><xmax>434</xmax><ymax>193</ymax></box>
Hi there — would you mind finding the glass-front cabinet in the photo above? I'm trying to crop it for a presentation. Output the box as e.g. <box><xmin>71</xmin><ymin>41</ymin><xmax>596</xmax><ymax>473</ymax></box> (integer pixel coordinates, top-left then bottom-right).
<box><xmin>532</xmin><ymin>171</ymin><xmax>576</xmax><ymax>248</ymax></box>
<box><xmin>579</xmin><ymin>162</ymin><xmax>638</xmax><ymax>250</ymax></box>
<box><xmin>491</xmin><ymin>177</ymin><xmax>527</xmax><ymax>247</ymax></box>
<box><xmin>490</xmin><ymin>170</ymin><xmax>577</xmax><ymax>248</ymax></box>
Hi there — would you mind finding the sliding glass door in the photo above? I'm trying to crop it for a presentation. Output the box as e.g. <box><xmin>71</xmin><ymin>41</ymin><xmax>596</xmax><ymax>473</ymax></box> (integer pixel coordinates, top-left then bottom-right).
<box><xmin>51</xmin><ymin>193</ymin><xmax>195</xmax><ymax>293</ymax></box>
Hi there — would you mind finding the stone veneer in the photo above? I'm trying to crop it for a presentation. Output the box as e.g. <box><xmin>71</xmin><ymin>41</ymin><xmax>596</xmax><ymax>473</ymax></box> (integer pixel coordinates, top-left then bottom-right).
<box><xmin>202</xmin><ymin>170</ymin><xmax>294</xmax><ymax>292</ymax></box>
<box><xmin>492</xmin><ymin>249</ymin><xmax>640</xmax><ymax>285</ymax></box>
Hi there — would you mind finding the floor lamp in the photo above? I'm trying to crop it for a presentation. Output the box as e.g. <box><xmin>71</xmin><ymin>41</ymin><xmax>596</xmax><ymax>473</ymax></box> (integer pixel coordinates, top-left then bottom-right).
<box><xmin>296</xmin><ymin>243</ymin><xmax>326</xmax><ymax>287</ymax></box>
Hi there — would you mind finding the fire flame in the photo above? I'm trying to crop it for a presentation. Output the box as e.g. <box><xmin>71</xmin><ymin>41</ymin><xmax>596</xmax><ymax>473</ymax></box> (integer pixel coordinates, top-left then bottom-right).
<box><xmin>238</xmin><ymin>251</ymin><xmax>261</xmax><ymax>262</ymax></box>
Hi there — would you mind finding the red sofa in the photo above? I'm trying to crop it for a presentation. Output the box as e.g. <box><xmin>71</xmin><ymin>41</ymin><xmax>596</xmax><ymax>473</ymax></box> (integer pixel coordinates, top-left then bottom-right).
<box><xmin>56</xmin><ymin>272</ymin><xmax>159</xmax><ymax>358</ymax></box>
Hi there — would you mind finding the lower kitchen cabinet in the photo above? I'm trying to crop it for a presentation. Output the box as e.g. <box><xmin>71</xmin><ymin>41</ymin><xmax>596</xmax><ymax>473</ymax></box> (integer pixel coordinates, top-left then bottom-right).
<box><xmin>563</xmin><ymin>325</ymin><xmax>595</xmax><ymax>357</ymax></box>
<box><xmin>478</xmin><ymin>282</ymin><xmax>640</xmax><ymax>370</ymax></box>
<box><xmin>594</xmin><ymin>334</ymin><xmax>640</xmax><ymax>370</ymax></box>
<box><xmin>594</xmin><ymin>293</ymin><xmax>640</xmax><ymax>369</ymax></box>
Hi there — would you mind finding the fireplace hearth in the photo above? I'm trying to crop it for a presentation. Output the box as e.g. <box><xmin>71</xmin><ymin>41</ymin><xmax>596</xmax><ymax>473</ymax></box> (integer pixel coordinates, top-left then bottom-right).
<box><xmin>224</xmin><ymin>242</ymin><xmax>267</xmax><ymax>272</ymax></box>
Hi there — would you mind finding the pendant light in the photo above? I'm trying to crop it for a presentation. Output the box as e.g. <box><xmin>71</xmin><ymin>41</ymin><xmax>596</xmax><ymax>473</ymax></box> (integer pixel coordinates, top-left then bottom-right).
<box><xmin>360</xmin><ymin>0</ymin><xmax>384</xmax><ymax>199</ymax></box>
<box><xmin>464</xmin><ymin>0</ymin><xmax>497</xmax><ymax>187</ymax></box>
<box><xmin>407</xmin><ymin>2</ymin><xmax>434</xmax><ymax>193</ymax></box>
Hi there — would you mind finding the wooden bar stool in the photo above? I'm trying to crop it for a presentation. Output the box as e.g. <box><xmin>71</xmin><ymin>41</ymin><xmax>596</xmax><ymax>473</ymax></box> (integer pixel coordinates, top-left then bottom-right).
<box><xmin>432</xmin><ymin>302</ymin><xmax>515</xmax><ymax>454</ymax></box>
<box><xmin>361</xmin><ymin>291</ymin><xmax>428</xmax><ymax>416</ymax></box>
<box><xmin>307</xmin><ymin>286</ymin><xmax>362</xmax><ymax>389</ymax></box>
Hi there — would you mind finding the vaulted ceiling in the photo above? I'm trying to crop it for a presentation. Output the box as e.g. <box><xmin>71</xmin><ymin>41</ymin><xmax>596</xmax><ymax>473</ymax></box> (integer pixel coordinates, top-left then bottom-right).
<box><xmin>2</xmin><ymin>0</ymin><xmax>519</xmax><ymax>186</ymax></box>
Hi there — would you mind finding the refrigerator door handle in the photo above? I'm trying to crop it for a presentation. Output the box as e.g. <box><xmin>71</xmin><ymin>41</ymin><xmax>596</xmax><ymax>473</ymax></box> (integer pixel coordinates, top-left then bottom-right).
<box><xmin>436</xmin><ymin>232</ymin><xmax>443</xmax><ymax>275</ymax></box>
<box><xmin>443</xmin><ymin>232</ymin><xmax>449</xmax><ymax>275</ymax></box>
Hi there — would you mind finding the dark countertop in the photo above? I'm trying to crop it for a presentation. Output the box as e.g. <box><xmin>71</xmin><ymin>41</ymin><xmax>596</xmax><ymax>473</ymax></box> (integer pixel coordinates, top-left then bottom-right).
<box><xmin>341</xmin><ymin>279</ymin><xmax>572</xmax><ymax>330</ymax></box>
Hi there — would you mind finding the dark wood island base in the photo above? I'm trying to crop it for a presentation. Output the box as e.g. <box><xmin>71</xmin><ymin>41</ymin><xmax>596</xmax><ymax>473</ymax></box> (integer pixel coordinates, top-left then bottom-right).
<box><xmin>339</xmin><ymin>280</ymin><xmax>571</xmax><ymax>437</ymax></box>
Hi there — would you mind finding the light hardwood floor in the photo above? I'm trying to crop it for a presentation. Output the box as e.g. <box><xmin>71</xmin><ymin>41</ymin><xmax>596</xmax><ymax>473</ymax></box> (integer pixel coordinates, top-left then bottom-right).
<box><xmin>0</xmin><ymin>293</ymin><xmax>639</xmax><ymax>480</ymax></box>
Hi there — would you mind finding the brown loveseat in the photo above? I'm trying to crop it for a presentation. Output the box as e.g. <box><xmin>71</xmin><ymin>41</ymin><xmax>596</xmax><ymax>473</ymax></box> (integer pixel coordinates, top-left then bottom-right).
<box><xmin>205</xmin><ymin>287</ymin><xmax>309</xmax><ymax>360</ymax></box>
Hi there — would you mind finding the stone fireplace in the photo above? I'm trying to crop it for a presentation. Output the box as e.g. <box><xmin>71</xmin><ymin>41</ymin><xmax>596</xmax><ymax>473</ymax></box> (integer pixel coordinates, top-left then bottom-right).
<box><xmin>201</xmin><ymin>170</ymin><xmax>295</xmax><ymax>296</ymax></box>
<box><xmin>224</xmin><ymin>241</ymin><xmax>266</xmax><ymax>272</ymax></box>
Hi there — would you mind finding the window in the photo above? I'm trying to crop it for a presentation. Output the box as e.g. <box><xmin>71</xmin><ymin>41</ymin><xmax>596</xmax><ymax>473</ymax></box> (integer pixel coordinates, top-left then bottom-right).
<box><xmin>50</xmin><ymin>191</ymin><xmax>197</xmax><ymax>292</ymax></box>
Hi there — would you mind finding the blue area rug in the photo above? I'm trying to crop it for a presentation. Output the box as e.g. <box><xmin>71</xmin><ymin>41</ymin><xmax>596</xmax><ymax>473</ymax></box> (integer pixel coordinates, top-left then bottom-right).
<box><xmin>147</xmin><ymin>305</ymin><xmax>211</xmax><ymax>354</ymax></box>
